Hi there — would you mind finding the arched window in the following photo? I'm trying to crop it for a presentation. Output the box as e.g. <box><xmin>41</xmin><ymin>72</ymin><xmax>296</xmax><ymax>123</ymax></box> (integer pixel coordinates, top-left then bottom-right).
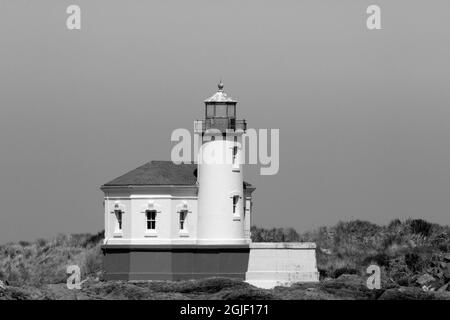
<box><xmin>115</xmin><ymin>211</ymin><xmax>123</xmax><ymax>231</ymax></box>
<box><xmin>179</xmin><ymin>210</ymin><xmax>188</xmax><ymax>231</ymax></box>
<box><xmin>232</xmin><ymin>195</ymin><xmax>239</xmax><ymax>214</ymax></box>
<box><xmin>176</xmin><ymin>201</ymin><xmax>191</xmax><ymax>235</ymax></box>
<box><xmin>231</xmin><ymin>136</ymin><xmax>240</xmax><ymax>171</ymax></box>
<box><xmin>111</xmin><ymin>201</ymin><xmax>125</xmax><ymax>234</ymax></box>
<box><xmin>229</xmin><ymin>191</ymin><xmax>242</xmax><ymax>219</ymax></box>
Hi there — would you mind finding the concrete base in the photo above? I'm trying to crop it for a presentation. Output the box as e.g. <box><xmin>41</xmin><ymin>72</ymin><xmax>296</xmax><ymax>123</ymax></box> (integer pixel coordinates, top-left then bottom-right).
<box><xmin>101</xmin><ymin>244</ymin><xmax>250</xmax><ymax>281</ymax></box>
<box><xmin>245</xmin><ymin>242</ymin><xmax>320</xmax><ymax>289</ymax></box>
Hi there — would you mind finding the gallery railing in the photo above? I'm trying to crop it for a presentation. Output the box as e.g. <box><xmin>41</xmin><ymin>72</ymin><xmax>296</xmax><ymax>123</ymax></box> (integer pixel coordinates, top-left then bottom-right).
<box><xmin>194</xmin><ymin>119</ymin><xmax>247</xmax><ymax>133</ymax></box>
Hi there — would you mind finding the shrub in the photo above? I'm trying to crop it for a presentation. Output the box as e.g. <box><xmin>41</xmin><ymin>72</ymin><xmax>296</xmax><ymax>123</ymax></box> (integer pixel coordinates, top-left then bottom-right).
<box><xmin>332</xmin><ymin>267</ymin><xmax>359</xmax><ymax>278</ymax></box>
<box><xmin>284</xmin><ymin>228</ymin><xmax>300</xmax><ymax>242</ymax></box>
<box><xmin>83</xmin><ymin>231</ymin><xmax>104</xmax><ymax>248</ymax></box>
<box><xmin>404</xmin><ymin>252</ymin><xmax>422</xmax><ymax>272</ymax></box>
<box><xmin>251</xmin><ymin>226</ymin><xmax>300</xmax><ymax>242</ymax></box>
<box><xmin>83</xmin><ymin>246</ymin><xmax>103</xmax><ymax>276</ymax></box>
<box><xmin>408</xmin><ymin>219</ymin><xmax>433</xmax><ymax>237</ymax></box>
<box><xmin>363</xmin><ymin>253</ymin><xmax>390</xmax><ymax>267</ymax></box>
<box><xmin>388</xmin><ymin>219</ymin><xmax>402</xmax><ymax>229</ymax></box>
<box><xmin>35</xmin><ymin>238</ymin><xmax>47</xmax><ymax>247</ymax></box>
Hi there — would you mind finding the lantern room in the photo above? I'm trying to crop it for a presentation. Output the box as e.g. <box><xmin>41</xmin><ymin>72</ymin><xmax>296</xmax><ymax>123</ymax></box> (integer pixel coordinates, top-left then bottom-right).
<box><xmin>196</xmin><ymin>82</ymin><xmax>246</xmax><ymax>134</ymax></box>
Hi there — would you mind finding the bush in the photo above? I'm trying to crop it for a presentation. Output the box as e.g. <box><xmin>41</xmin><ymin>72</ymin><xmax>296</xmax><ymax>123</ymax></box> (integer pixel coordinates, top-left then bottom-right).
<box><xmin>83</xmin><ymin>246</ymin><xmax>102</xmax><ymax>276</ymax></box>
<box><xmin>363</xmin><ymin>253</ymin><xmax>390</xmax><ymax>267</ymax></box>
<box><xmin>404</xmin><ymin>252</ymin><xmax>421</xmax><ymax>271</ymax></box>
<box><xmin>388</xmin><ymin>219</ymin><xmax>402</xmax><ymax>229</ymax></box>
<box><xmin>408</xmin><ymin>219</ymin><xmax>433</xmax><ymax>237</ymax></box>
<box><xmin>332</xmin><ymin>267</ymin><xmax>359</xmax><ymax>278</ymax></box>
<box><xmin>83</xmin><ymin>231</ymin><xmax>104</xmax><ymax>248</ymax></box>
<box><xmin>35</xmin><ymin>238</ymin><xmax>47</xmax><ymax>247</ymax></box>
<box><xmin>251</xmin><ymin>226</ymin><xmax>300</xmax><ymax>242</ymax></box>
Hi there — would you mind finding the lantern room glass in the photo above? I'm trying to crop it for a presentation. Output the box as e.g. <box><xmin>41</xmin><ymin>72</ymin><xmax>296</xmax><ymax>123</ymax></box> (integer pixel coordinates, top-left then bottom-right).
<box><xmin>205</xmin><ymin>103</ymin><xmax>236</xmax><ymax>118</ymax></box>
<box><xmin>227</xmin><ymin>105</ymin><xmax>236</xmax><ymax>117</ymax></box>
<box><xmin>206</xmin><ymin>104</ymin><xmax>215</xmax><ymax>118</ymax></box>
<box><xmin>215</xmin><ymin>105</ymin><xmax>227</xmax><ymax>117</ymax></box>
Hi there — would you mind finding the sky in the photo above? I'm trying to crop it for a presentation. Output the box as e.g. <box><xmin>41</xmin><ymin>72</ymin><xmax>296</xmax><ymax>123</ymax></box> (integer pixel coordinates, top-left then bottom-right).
<box><xmin>0</xmin><ymin>0</ymin><xmax>449</xmax><ymax>243</ymax></box>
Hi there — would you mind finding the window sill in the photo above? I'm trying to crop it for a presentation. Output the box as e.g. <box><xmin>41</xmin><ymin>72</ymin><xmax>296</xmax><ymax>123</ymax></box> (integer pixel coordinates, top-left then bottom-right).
<box><xmin>233</xmin><ymin>216</ymin><xmax>241</xmax><ymax>221</ymax></box>
<box><xmin>145</xmin><ymin>231</ymin><xmax>158</xmax><ymax>237</ymax></box>
<box><xmin>113</xmin><ymin>232</ymin><xmax>123</xmax><ymax>238</ymax></box>
<box><xmin>179</xmin><ymin>231</ymin><xmax>189</xmax><ymax>237</ymax></box>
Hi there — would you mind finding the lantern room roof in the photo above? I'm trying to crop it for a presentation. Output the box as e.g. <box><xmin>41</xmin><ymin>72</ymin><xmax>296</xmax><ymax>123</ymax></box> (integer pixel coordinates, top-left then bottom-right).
<box><xmin>204</xmin><ymin>82</ymin><xmax>237</xmax><ymax>103</ymax></box>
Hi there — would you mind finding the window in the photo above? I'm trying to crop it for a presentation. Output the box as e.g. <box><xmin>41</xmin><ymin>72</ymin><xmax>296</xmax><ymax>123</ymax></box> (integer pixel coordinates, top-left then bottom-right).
<box><xmin>115</xmin><ymin>210</ymin><xmax>123</xmax><ymax>231</ymax></box>
<box><xmin>179</xmin><ymin>210</ymin><xmax>187</xmax><ymax>231</ymax></box>
<box><xmin>206</xmin><ymin>105</ymin><xmax>215</xmax><ymax>118</ymax></box>
<box><xmin>232</xmin><ymin>195</ymin><xmax>240</xmax><ymax>214</ymax></box>
<box><xmin>215</xmin><ymin>104</ymin><xmax>227</xmax><ymax>117</ymax></box>
<box><xmin>146</xmin><ymin>210</ymin><xmax>156</xmax><ymax>230</ymax></box>
<box><xmin>227</xmin><ymin>105</ymin><xmax>235</xmax><ymax>117</ymax></box>
<box><xmin>232</xmin><ymin>136</ymin><xmax>240</xmax><ymax>170</ymax></box>
<box><xmin>232</xmin><ymin>146</ymin><xmax>238</xmax><ymax>162</ymax></box>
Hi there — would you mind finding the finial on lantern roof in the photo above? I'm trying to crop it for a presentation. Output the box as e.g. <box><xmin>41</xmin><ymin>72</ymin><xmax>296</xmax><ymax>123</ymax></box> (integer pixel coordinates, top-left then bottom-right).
<box><xmin>204</xmin><ymin>80</ymin><xmax>237</xmax><ymax>103</ymax></box>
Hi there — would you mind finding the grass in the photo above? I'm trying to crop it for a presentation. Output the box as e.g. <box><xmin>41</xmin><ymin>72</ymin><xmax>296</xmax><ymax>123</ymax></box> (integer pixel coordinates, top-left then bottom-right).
<box><xmin>1</xmin><ymin>219</ymin><xmax>450</xmax><ymax>299</ymax></box>
<box><xmin>253</xmin><ymin>219</ymin><xmax>450</xmax><ymax>284</ymax></box>
<box><xmin>0</xmin><ymin>231</ymin><xmax>104</xmax><ymax>287</ymax></box>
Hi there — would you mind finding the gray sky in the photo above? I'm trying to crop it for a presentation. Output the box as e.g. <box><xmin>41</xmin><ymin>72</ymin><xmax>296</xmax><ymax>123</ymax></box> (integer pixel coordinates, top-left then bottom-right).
<box><xmin>1</xmin><ymin>0</ymin><xmax>449</xmax><ymax>243</ymax></box>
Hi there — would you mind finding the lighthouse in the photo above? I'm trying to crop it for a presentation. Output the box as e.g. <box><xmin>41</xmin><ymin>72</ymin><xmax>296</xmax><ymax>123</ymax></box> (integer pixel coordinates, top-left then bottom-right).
<box><xmin>101</xmin><ymin>82</ymin><xmax>254</xmax><ymax>280</ymax></box>
<box><xmin>196</xmin><ymin>82</ymin><xmax>248</xmax><ymax>245</ymax></box>
<box><xmin>100</xmin><ymin>81</ymin><xmax>318</xmax><ymax>286</ymax></box>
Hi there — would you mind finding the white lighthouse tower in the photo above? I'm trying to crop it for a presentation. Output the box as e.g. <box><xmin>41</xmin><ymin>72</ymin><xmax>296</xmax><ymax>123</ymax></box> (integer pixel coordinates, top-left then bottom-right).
<box><xmin>196</xmin><ymin>82</ymin><xmax>249</xmax><ymax>245</ymax></box>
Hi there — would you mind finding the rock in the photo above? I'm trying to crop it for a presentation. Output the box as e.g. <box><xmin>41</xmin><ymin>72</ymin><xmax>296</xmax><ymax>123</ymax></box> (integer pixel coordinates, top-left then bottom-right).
<box><xmin>438</xmin><ymin>283</ymin><xmax>449</xmax><ymax>292</ymax></box>
<box><xmin>444</xmin><ymin>253</ymin><xmax>450</xmax><ymax>262</ymax></box>
<box><xmin>444</xmin><ymin>266</ymin><xmax>450</xmax><ymax>280</ymax></box>
<box><xmin>417</xmin><ymin>274</ymin><xmax>435</xmax><ymax>286</ymax></box>
<box><xmin>422</xmin><ymin>285</ymin><xmax>433</xmax><ymax>292</ymax></box>
<box><xmin>434</xmin><ymin>270</ymin><xmax>444</xmax><ymax>279</ymax></box>
<box><xmin>429</xmin><ymin>280</ymin><xmax>445</xmax><ymax>291</ymax></box>
<box><xmin>336</xmin><ymin>274</ymin><xmax>366</xmax><ymax>286</ymax></box>
<box><xmin>427</xmin><ymin>267</ymin><xmax>443</xmax><ymax>279</ymax></box>
<box><xmin>0</xmin><ymin>280</ymin><xmax>5</xmax><ymax>289</ymax></box>
<box><xmin>378</xmin><ymin>287</ymin><xmax>435</xmax><ymax>300</ymax></box>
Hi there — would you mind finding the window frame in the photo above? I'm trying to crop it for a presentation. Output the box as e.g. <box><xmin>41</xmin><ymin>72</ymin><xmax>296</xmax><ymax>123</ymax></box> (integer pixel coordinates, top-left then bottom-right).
<box><xmin>179</xmin><ymin>209</ymin><xmax>188</xmax><ymax>232</ymax></box>
<box><xmin>145</xmin><ymin>209</ymin><xmax>157</xmax><ymax>231</ymax></box>
<box><xmin>232</xmin><ymin>195</ymin><xmax>239</xmax><ymax>214</ymax></box>
<box><xmin>114</xmin><ymin>209</ymin><xmax>123</xmax><ymax>232</ymax></box>
<box><xmin>111</xmin><ymin>201</ymin><xmax>125</xmax><ymax>237</ymax></box>
<box><xmin>231</xmin><ymin>136</ymin><xmax>240</xmax><ymax>171</ymax></box>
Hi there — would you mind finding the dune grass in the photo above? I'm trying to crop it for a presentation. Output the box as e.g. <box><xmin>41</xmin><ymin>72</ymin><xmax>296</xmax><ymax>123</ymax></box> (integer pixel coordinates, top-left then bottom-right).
<box><xmin>1</xmin><ymin>219</ymin><xmax>449</xmax><ymax>299</ymax></box>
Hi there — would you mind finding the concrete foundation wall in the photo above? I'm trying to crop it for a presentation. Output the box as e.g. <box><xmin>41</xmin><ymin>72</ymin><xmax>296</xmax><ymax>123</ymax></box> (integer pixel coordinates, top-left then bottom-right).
<box><xmin>102</xmin><ymin>242</ymin><xmax>320</xmax><ymax>288</ymax></box>
<box><xmin>102</xmin><ymin>244</ymin><xmax>250</xmax><ymax>281</ymax></box>
<box><xmin>245</xmin><ymin>242</ymin><xmax>320</xmax><ymax>288</ymax></box>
